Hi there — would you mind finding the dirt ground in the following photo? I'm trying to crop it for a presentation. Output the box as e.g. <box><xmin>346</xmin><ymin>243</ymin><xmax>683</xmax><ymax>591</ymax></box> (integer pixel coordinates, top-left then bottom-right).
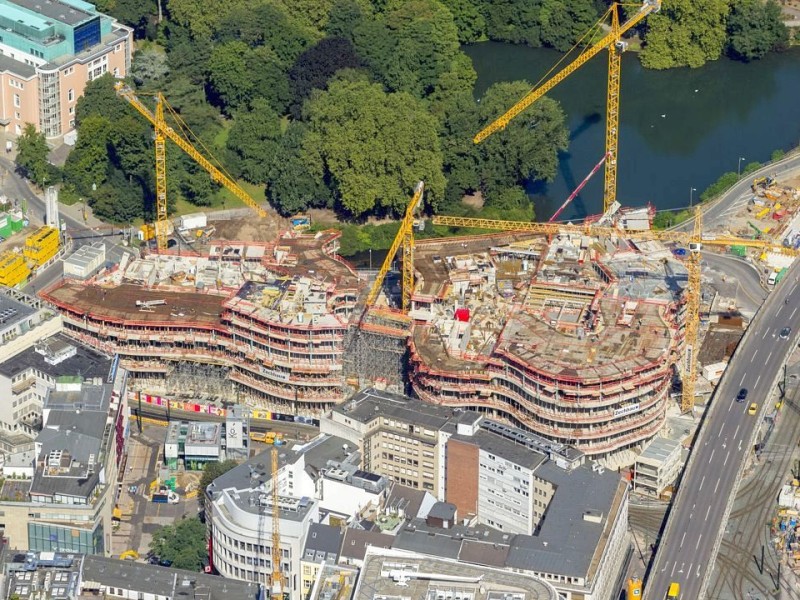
<box><xmin>211</xmin><ymin>214</ymin><xmax>289</xmax><ymax>242</ymax></box>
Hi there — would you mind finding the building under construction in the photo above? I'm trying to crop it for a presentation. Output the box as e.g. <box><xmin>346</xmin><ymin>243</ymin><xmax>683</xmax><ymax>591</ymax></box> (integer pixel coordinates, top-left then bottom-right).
<box><xmin>41</xmin><ymin>226</ymin><xmax>690</xmax><ymax>459</ymax></box>
<box><xmin>41</xmin><ymin>230</ymin><xmax>362</xmax><ymax>413</ymax></box>
<box><xmin>405</xmin><ymin>231</ymin><xmax>686</xmax><ymax>461</ymax></box>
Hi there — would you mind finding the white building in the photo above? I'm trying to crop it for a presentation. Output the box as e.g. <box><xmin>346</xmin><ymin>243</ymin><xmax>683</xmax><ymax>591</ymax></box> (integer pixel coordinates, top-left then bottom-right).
<box><xmin>64</xmin><ymin>242</ymin><xmax>106</xmax><ymax>280</ymax></box>
<box><xmin>633</xmin><ymin>436</ymin><xmax>683</xmax><ymax>497</ymax></box>
<box><xmin>205</xmin><ymin>434</ymin><xmax>388</xmax><ymax>599</ymax></box>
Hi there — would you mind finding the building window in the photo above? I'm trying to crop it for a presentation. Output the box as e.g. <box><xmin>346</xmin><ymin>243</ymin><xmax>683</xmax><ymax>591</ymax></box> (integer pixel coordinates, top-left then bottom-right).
<box><xmin>68</xmin><ymin>89</ymin><xmax>74</xmax><ymax>102</ymax></box>
<box><xmin>69</xmin><ymin>106</ymin><xmax>75</xmax><ymax>115</ymax></box>
<box><xmin>64</xmin><ymin>66</ymin><xmax>74</xmax><ymax>76</ymax></box>
<box><xmin>13</xmin><ymin>94</ymin><xmax>20</xmax><ymax>108</ymax></box>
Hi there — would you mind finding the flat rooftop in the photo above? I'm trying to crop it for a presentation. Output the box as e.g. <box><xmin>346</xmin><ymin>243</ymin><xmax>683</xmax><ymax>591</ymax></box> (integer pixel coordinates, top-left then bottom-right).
<box><xmin>0</xmin><ymin>53</ymin><xmax>37</xmax><ymax>78</ymax></box>
<box><xmin>6</xmin><ymin>0</ymin><xmax>94</xmax><ymax>26</ymax></box>
<box><xmin>42</xmin><ymin>282</ymin><xmax>227</xmax><ymax>325</ymax></box>
<box><xmin>354</xmin><ymin>548</ymin><xmax>556</xmax><ymax>600</ymax></box>
<box><xmin>335</xmin><ymin>388</ymin><xmax>459</xmax><ymax>428</ymax></box>
<box><xmin>82</xmin><ymin>555</ymin><xmax>260</xmax><ymax>599</ymax></box>
<box><xmin>0</xmin><ymin>291</ymin><xmax>37</xmax><ymax>332</ymax></box>
<box><xmin>0</xmin><ymin>333</ymin><xmax>111</xmax><ymax>380</ymax></box>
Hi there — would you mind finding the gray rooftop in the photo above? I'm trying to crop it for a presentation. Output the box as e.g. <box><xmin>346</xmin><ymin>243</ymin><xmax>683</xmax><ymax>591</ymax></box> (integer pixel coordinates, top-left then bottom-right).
<box><xmin>0</xmin><ymin>333</ymin><xmax>111</xmax><ymax>380</ymax></box>
<box><xmin>303</xmin><ymin>523</ymin><xmax>344</xmax><ymax>564</ymax></box>
<box><xmin>340</xmin><ymin>528</ymin><xmax>394</xmax><ymax>561</ymax></box>
<box><xmin>31</xmin><ymin>383</ymin><xmax>113</xmax><ymax>500</ymax></box>
<box><xmin>451</xmin><ymin>429</ymin><xmax>547</xmax><ymax>470</ymax></box>
<box><xmin>0</xmin><ymin>293</ymin><xmax>36</xmax><ymax>333</ymax></box>
<box><xmin>8</xmin><ymin>0</ymin><xmax>94</xmax><ymax>26</ymax></box>
<box><xmin>0</xmin><ymin>53</ymin><xmax>36</xmax><ymax>78</ymax></box>
<box><xmin>505</xmin><ymin>461</ymin><xmax>626</xmax><ymax>579</ymax></box>
<box><xmin>82</xmin><ymin>555</ymin><xmax>260</xmax><ymax>599</ymax></box>
<box><xmin>637</xmin><ymin>436</ymin><xmax>681</xmax><ymax>463</ymax></box>
<box><xmin>385</xmin><ymin>483</ymin><xmax>429</xmax><ymax>520</ymax></box>
<box><xmin>428</xmin><ymin>501</ymin><xmax>456</xmax><ymax>522</ymax></box>
<box><xmin>335</xmin><ymin>388</ymin><xmax>458</xmax><ymax>429</ymax></box>
<box><xmin>354</xmin><ymin>549</ymin><xmax>557</xmax><ymax>600</ymax></box>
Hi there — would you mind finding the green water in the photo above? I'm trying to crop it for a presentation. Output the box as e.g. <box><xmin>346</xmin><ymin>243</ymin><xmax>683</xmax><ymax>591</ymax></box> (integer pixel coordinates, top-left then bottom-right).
<box><xmin>465</xmin><ymin>43</ymin><xmax>800</xmax><ymax>220</ymax></box>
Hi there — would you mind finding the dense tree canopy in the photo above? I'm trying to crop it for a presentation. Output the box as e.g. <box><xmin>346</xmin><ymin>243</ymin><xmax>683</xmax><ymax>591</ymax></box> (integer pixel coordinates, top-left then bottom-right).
<box><xmin>303</xmin><ymin>78</ymin><xmax>446</xmax><ymax>216</ymax></box>
<box><xmin>726</xmin><ymin>0</ymin><xmax>788</xmax><ymax>62</ymax></box>
<box><xmin>640</xmin><ymin>0</ymin><xmax>731</xmax><ymax>69</ymax></box>
<box><xmin>149</xmin><ymin>517</ymin><xmax>207</xmax><ymax>570</ymax></box>
<box><xmin>226</xmin><ymin>99</ymin><xmax>282</xmax><ymax>184</ymax></box>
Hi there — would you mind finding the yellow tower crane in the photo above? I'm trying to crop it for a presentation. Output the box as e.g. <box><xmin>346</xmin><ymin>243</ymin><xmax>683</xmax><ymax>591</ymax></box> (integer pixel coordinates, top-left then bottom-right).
<box><xmin>431</xmin><ymin>213</ymin><xmax>798</xmax><ymax>413</ymax></box>
<box><xmin>365</xmin><ymin>181</ymin><xmax>425</xmax><ymax>312</ymax></box>
<box><xmin>474</xmin><ymin>0</ymin><xmax>661</xmax><ymax>212</ymax></box>
<box><xmin>270</xmin><ymin>446</ymin><xmax>284</xmax><ymax>599</ymax></box>
<box><xmin>115</xmin><ymin>83</ymin><xmax>268</xmax><ymax>251</ymax></box>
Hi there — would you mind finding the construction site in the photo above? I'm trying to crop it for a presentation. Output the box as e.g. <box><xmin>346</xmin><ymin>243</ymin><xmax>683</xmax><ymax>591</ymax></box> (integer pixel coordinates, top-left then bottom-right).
<box><xmin>34</xmin><ymin>23</ymin><xmax>800</xmax><ymax>466</ymax></box>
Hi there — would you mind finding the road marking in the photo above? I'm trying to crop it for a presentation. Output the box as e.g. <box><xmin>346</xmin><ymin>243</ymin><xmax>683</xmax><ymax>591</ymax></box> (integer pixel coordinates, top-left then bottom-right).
<box><xmin>734</xmin><ymin>424</ymin><xmax>740</xmax><ymax>438</ymax></box>
<box><xmin>696</xmin><ymin>534</ymin><xmax>703</xmax><ymax>550</ymax></box>
<box><xmin>753</xmin><ymin>349</ymin><xmax>759</xmax><ymax>361</ymax></box>
<box><xmin>763</xmin><ymin>329</ymin><xmax>769</xmax><ymax>339</ymax></box>
<box><xmin>705</xmin><ymin>505</ymin><xmax>711</xmax><ymax>520</ymax></box>
<box><xmin>778</xmin><ymin>304</ymin><xmax>783</xmax><ymax>315</ymax></box>
<box><xmin>724</xmin><ymin>451</ymin><xmax>730</xmax><ymax>466</ymax></box>
<box><xmin>671</xmin><ymin>562</ymin><xmax>676</xmax><ymax>577</ymax></box>
<box><xmin>740</xmin><ymin>373</ymin><xmax>746</xmax><ymax>386</ymax></box>
<box><xmin>755</xmin><ymin>374</ymin><xmax>762</xmax><ymax>388</ymax></box>
<box><xmin>680</xmin><ymin>532</ymin><xmax>686</xmax><ymax>548</ymax></box>
<box><xmin>728</xmin><ymin>400</ymin><xmax>733</xmax><ymax>412</ymax></box>
<box><xmin>793</xmin><ymin>307</ymin><xmax>799</xmax><ymax>319</ymax></box>
<box><xmin>767</xmin><ymin>351</ymin><xmax>773</xmax><ymax>363</ymax></box>
<box><xmin>696</xmin><ymin>564</ymin><xmax>701</xmax><ymax>578</ymax></box>
<box><xmin>709</xmin><ymin>449</ymin><xmax>715</xmax><ymax>462</ymax></box>
<box><xmin>714</xmin><ymin>478</ymin><xmax>721</xmax><ymax>494</ymax></box>
<box><xmin>699</xmin><ymin>475</ymin><xmax>705</xmax><ymax>491</ymax></box>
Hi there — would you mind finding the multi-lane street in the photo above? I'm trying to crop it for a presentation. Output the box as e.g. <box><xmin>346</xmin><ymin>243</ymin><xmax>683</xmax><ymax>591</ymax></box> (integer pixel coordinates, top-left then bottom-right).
<box><xmin>646</xmin><ymin>261</ymin><xmax>800</xmax><ymax>599</ymax></box>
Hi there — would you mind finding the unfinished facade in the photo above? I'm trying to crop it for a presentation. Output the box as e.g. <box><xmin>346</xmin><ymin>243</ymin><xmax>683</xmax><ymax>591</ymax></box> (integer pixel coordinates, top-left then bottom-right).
<box><xmin>407</xmin><ymin>232</ymin><xmax>686</xmax><ymax>460</ymax></box>
<box><xmin>41</xmin><ymin>231</ymin><xmax>362</xmax><ymax>413</ymax></box>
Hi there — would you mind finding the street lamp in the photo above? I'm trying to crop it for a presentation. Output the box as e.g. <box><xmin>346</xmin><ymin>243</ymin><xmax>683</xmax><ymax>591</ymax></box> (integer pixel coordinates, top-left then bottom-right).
<box><xmin>738</xmin><ymin>156</ymin><xmax>746</xmax><ymax>176</ymax></box>
<box><xmin>690</xmin><ymin>187</ymin><xmax>697</xmax><ymax>207</ymax></box>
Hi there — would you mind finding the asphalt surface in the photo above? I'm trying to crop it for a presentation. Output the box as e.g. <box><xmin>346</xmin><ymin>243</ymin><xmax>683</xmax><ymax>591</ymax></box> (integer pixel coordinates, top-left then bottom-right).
<box><xmin>702</xmin><ymin>252</ymin><xmax>768</xmax><ymax>312</ymax></box>
<box><xmin>676</xmin><ymin>152</ymin><xmax>800</xmax><ymax>232</ymax></box>
<box><xmin>645</xmin><ymin>262</ymin><xmax>800</xmax><ymax>599</ymax></box>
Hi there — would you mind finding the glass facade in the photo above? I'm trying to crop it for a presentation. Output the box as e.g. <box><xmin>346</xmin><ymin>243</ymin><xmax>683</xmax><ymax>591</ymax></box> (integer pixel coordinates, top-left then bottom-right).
<box><xmin>73</xmin><ymin>18</ymin><xmax>100</xmax><ymax>54</ymax></box>
<box><xmin>28</xmin><ymin>522</ymin><xmax>104</xmax><ymax>555</ymax></box>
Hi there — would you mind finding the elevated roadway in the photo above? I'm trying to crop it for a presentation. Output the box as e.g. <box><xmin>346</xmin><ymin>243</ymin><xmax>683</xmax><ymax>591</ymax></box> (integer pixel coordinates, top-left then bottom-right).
<box><xmin>645</xmin><ymin>262</ymin><xmax>800</xmax><ymax>599</ymax></box>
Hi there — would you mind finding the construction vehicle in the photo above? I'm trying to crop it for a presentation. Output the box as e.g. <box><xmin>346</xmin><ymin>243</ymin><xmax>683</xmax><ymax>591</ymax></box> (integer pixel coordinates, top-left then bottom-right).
<box><xmin>366</xmin><ymin>181</ymin><xmax>424</xmax><ymax>312</ymax></box>
<box><xmin>115</xmin><ymin>83</ymin><xmax>268</xmax><ymax>252</ymax></box>
<box><xmin>119</xmin><ymin>550</ymin><xmax>139</xmax><ymax>561</ymax></box>
<box><xmin>473</xmin><ymin>0</ymin><xmax>661</xmax><ymax>212</ymax></box>
<box><xmin>290</xmin><ymin>215</ymin><xmax>311</xmax><ymax>231</ymax></box>
<box><xmin>752</xmin><ymin>175</ymin><xmax>776</xmax><ymax>191</ymax></box>
<box><xmin>431</xmin><ymin>210</ymin><xmax>797</xmax><ymax>413</ymax></box>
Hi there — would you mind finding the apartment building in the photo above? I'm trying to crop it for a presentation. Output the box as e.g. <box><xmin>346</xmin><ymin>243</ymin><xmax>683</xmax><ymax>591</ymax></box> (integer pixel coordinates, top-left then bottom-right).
<box><xmin>322</xmin><ymin>388</ymin><xmax>458</xmax><ymax>496</ymax></box>
<box><xmin>205</xmin><ymin>434</ymin><xmax>388</xmax><ymax>600</ymax></box>
<box><xmin>0</xmin><ymin>366</ymin><xmax>129</xmax><ymax>555</ymax></box>
<box><xmin>0</xmin><ymin>0</ymin><xmax>133</xmax><ymax>140</ymax></box>
<box><xmin>299</xmin><ymin>523</ymin><xmax>343</xmax><ymax>598</ymax></box>
<box><xmin>0</xmin><ymin>332</ymin><xmax>111</xmax><ymax>450</ymax></box>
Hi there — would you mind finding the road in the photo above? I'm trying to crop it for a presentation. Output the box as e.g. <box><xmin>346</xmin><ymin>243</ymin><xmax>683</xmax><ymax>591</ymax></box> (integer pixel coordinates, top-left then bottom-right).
<box><xmin>645</xmin><ymin>262</ymin><xmax>800</xmax><ymax>599</ymax></box>
<box><xmin>676</xmin><ymin>152</ymin><xmax>800</xmax><ymax>232</ymax></box>
<box><xmin>702</xmin><ymin>252</ymin><xmax>767</xmax><ymax>313</ymax></box>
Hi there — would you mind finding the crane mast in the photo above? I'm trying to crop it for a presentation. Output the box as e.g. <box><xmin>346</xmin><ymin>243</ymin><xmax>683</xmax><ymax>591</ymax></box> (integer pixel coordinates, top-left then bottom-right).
<box><xmin>115</xmin><ymin>83</ymin><xmax>268</xmax><ymax>251</ymax></box>
<box><xmin>473</xmin><ymin>1</ymin><xmax>661</xmax><ymax>211</ymax></box>
<box><xmin>270</xmin><ymin>447</ymin><xmax>284</xmax><ymax>599</ymax></box>
<box><xmin>365</xmin><ymin>182</ymin><xmax>425</xmax><ymax>312</ymax></box>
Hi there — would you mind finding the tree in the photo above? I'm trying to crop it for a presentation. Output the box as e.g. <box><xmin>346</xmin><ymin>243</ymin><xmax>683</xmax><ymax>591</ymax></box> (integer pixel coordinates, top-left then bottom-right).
<box><xmin>105</xmin><ymin>0</ymin><xmax>157</xmax><ymax>38</ymax></box>
<box><xmin>354</xmin><ymin>0</ymin><xmax>461</xmax><ymax>97</ymax></box>
<box><xmin>476</xmin><ymin>81</ymin><xmax>568</xmax><ymax>193</ymax></box>
<box><xmin>207</xmin><ymin>41</ymin><xmax>254</xmax><ymax>114</ymax></box>
<box><xmin>326</xmin><ymin>0</ymin><xmax>371</xmax><ymax>38</ymax></box>
<box><xmin>149</xmin><ymin>517</ymin><xmax>207</xmax><ymax>570</ymax></box>
<box><xmin>288</xmin><ymin>37</ymin><xmax>362</xmax><ymax>118</ymax></box>
<box><xmin>303</xmin><ymin>78</ymin><xmax>446</xmax><ymax>216</ymax></box>
<box><xmin>15</xmin><ymin>124</ymin><xmax>52</xmax><ymax>187</ymax></box>
<box><xmin>267</xmin><ymin>123</ymin><xmax>332</xmax><ymax>215</ymax></box>
<box><xmin>226</xmin><ymin>99</ymin><xmax>282</xmax><ymax>184</ymax></box>
<box><xmin>75</xmin><ymin>74</ymin><xmax>131</xmax><ymax>126</ymax></box>
<box><xmin>539</xmin><ymin>0</ymin><xmax>598</xmax><ymax>52</ymax></box>
<box><xmin>198</xmin><ymin>460</ymin><xmax>238</xmax><ymax>511</ymax></box>
<box><xmin>439</xmin><ymin>0</ymin><xmax>486</xmax><ymax>43</ymax></box>
<box><xmin>482</xmin><ymin>185</ymin><xmax>534</xmax><ymax>221</ymax></box>
<box><xmin>249</xmin><ymin>46</ymin><xmax>292</xmax><ymax>114</ymax></box>
<box><xmin>726</xmin><ymin>0</ymin><xmax>788</xmax><ymax>62</ymax></box>
<box><xmin>131</xmin><ymin>45</ymin><xmax>169</xmax><ymax>87</ymax></box>
<box><xmin>480</xmin><ymin>0</ymin><xmax>544</xmax><ymax>47</ymax></box>
<box><xmin>64</xmin><ymin>116</ymin><xmax>112</xmax><ymax>196</ymax></box>
<box><xmin>640</xmin><ymin>0</ymin><xmax>730</xmax><ymax>69</ymax></box>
